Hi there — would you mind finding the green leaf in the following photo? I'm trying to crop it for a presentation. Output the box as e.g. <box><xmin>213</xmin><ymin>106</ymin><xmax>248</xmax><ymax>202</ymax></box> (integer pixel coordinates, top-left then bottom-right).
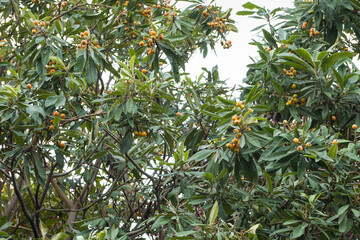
<box><xmin>236</xmin><ymin>10</ymin><xmax>254</xmax><ymax>16</ymax></box>
<box><xmin>120</xmin><ymin>132</ymin><xmax>133</xmax><ymax>154</ymax></box>
<box><xmin>85</xmin><ymin>57</ymin><xmax>97</xmax><ymax>85</ymax></box>
<box><xmin>33</xmin><ymin>153</ymin><xmax>47</xmax><ymax>186</ymax></box>
<box><xmin>208</xmin><ymin>200</ymin><xmax>219</xmax><ymax>224</ymax></box>
<box><xmin>175</xmin><ymin>231</ymin><xmax>197</xmax><ymax>237</ymax></box>
<box><xmin>55</xmin><ymin>150</ymin><xmax>64</xmax><ymax>169</ymax></box>
<box><xmin>263</xmin><ymin>29</ymin><xmax>278</xmax><ymax>49</ymax></box>
<box><xmin>187</xmin><ymin>150</ymin><xmax>215</xmax><ymax>163</ymax></box>
<box><xmin>158</xmin><ymin>41</ymin><xmax>181</xmax><ymax>82</ymax></box>
<box><xmin>271</xmin><ymin>80</ymin><xmax>284</xmax><ymax>94</ymax></box>
<box><xmin>74</xmin><ymin>54</ymin><xmax>86</xmax><ymax>74</ymax></box>
<box><xmin>295</xmin><ymin>48</ymin><xmax>315</xmax><ymax>67</ymax></box>
<box><xmin>328</xmin><ymin>143</ymin><xmax>338</xmax><ymax>159</ymax></box>
<box><xmin>242</xmin><ymin>1</ymin><xmax>261</xmax><ymax>9</ymax></box>
<box><xmin>278</xmin><ymin>53</ymin><xmax>316</xmax><ymax>74</ymax></box>
<box><xmin>290</xmin><ymin>222</ymin><xmax>308</xmax><ymax>239</ymax></box>
<box><xmin>245</xmin><ymin>83</ymin><xmax>258</xmax><ymax>105</ymax></box>
<box><xmin>151</xmin><ymin>216</ymin><xmax>171</xmax><ymax>229</ymax></box>
<box><xmin>215</xmin><ymin>168</ymin><xmax>228</xmax><ymax>181</ymax></box>
<box><xmin>263</xmin><ymin>170</ymin><xmax>273</xmax><ymax>193</ymax></box>
<box><xmin>204</xmin><ymin>172</ymin><xmax>213</xmax><ymax>184</ymax></box>
<box><xmin>321</xmin><ymin>52</ymin><xmax>354</xmax><ymax>72</ymax></box>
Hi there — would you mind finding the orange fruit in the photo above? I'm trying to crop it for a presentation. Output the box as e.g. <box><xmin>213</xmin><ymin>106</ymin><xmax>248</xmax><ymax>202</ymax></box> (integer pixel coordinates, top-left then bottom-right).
<box><xmin>53</xmin><ymin>111</ymin><xmax>59</xmax><ymax>116</ymax></box>
<box><xmin>141</xmin><ymin>131</ymin><xmax>147</xmax><ymax>137</ymax></box>
<box><xmin>49</xmin><ymin>125</ymin><xmax>55</xmax><ymax>130</ymax></box>
<box><xmin>26</xmin><ymin>84</ymin><xmax>32</xmax><ymax>89</ymax></box>
<box><xmin>84</xmin><ymin>30</ymin><xmax>89</xmax><ymax>36</ymax></box>
<box><xmin>176</xmin><ymin>112</ymin><xmax>181</xmax><ymax>116</ymax></box>
<box><xmin>34</xmin><ymin>20</ymin><xmax>39</xmax><ymax>25</ymax></box>
<box><xmin>142</xmin><ymin>69</ymin><xmax>147</xmax><ymax>74</ymax></box>
<box><xmin>297</xmin><ymin>145</ymin><xmax>303</xmax><ymax>151</ymax></box>
<box><xmin>306</xmin><ymin>142</ymin><xmax>311</xmax><ymax>148</ymax></box>
<box><xmin>331</xmin><ymin>116</ymin><xmax>336</xmax><ymax>121</ymax></box>
<box><xmin>81</xmin><ymin>40</ymin><xmax>87</xmax><ymax>45</ymax></box>
<box><xmin>352</xmin><ymin>124</ymin><xmax>358</xmax><ymax>130</ymax></box>
<box><xmin>60</xmin><ymin>113</ymin><xmax>65</xmax><ymax>118</ymax></box>
<box><xmin>293</xmin><ymin>138</ymin><xmax>299</xmax><ymax>144</ymax></box>
<box><xmin>59</xmin><ymin>142</ymin><xmax>65</xmax><ymax>148</ymax></box>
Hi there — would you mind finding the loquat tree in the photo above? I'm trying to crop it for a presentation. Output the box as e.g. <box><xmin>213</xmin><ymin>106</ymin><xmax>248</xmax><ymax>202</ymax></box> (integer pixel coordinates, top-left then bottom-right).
<box><xmin>1</xmin><ymin>0</ymin><xmax>360</xmax><ymax>239</ymax></box>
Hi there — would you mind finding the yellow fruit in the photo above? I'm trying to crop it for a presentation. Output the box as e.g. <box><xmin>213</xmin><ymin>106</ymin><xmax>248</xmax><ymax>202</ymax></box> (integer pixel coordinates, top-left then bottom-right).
<box><xmin>332</xmin><ymin>139</ymin><xmax>338</xmax><ymax>144</ymax></box>
<box><xmin>141</xmin><ymin>131</ymin><xmax>147</xmax><ymax>137</ymax></box>
<box><xmin>60</xmin><ymin>113</ymin><xmax>66</xmax><ymax>118</ymax></box>
<box><xmin>33</xmin><ymin>20</ymin><xmax>39</xmax><ymax>25</ymax></box>
<box><xmin>297</xmin><ymin>145</ymin><xmax>303</xmax><ymax>151</ymax></box>
<box><xmin>233</xmin><ymin>129</ymin><xmax>239</xmax><ymax>133</ymax></box>
<box><xmin>53</xmin><ymin>111</ymin><xmax>59</xmax><ymax>116</ymax></box>
<box><xmin>236</xmin><ymin>133</ymin><xmax>242</xmax><ymax>138</ymax></box>
<box><xmin>84</xmin><ymin>30</ymin><xmax>89</xmax><ymax>36</ymax></box>
<box><xmin>49</xmin><ymin>125</ymin><xmax>55</xmax><ymax>130</ymax></box>
<box><xmin>331</xmin><ymin>116</ymin><xmax>336</xmax><ymax>121</ymax></box>
<box><xmin>352</xmin><ymin>124</ymin><xmax>358</xmax><ymax>130</ymax></box>
<box><xmin>306</xmin><ymin>142</ymin><xmax>311</xmax><ymax>148</ymax></box>
<box><xmin>291</xmin><ymin>84</ymin><xmax>296</xmax><ymax>89</ymax></box>
<box><xmin>283</xmin><ymin>120</ymin><xmax>288</xmax><ymax>124</ymax></box>
<box><xmin>293</xmin><ymin>138</ymin><xmax>299</xmax><ymax>144</ymax></box>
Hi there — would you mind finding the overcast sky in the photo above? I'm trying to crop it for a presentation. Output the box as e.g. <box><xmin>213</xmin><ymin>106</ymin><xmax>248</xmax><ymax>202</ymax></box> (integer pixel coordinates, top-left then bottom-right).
<box><xmin>181</xmin><ymin>0</ymin><xmax>294</xmax><ymax>87</ymax></box>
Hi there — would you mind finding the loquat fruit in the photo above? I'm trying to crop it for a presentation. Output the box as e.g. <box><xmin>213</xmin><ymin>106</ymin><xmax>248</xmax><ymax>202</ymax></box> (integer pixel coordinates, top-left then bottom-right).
<box><xmin>291</xmin><ymin>84</ymin><xmax>296</xmax><ymax>89</ymax></box>
<box><xmin>142</xmin><ymin>69</ymin><xmax>147</xmax><ymax>74</ymax></box>
<box><xmin>26</xmin><ymin>84</ymin><xmax>32</xmax><ymax>89</ymax></box>
<box><xmin>53</xmin><ymin>111</ymin><xmax>59</xmax><ymax>116</ymax></box>
<box><xmin>306</xmin><ymin>142</ymin><xmax>311</xmax><ymax>148</ymax></box>
<box><xmin>331</xmin><ymin>116</ymin><xmax>336</xmax><ymax>121</ymax></box>
<box><xmin>297</xmin><ymin>145</ymin><xmax>303</xmax><ymax>151</ymax></box>
<box><xmin>60</xmin><ymin>113</ymin><xmax>65</xmax><ymax>118</ymax></box>
<box><xmin>34</xmin><ymin>20</ymin><xmax>39</xmax><ymax>25</ymax></box>
<box><xmin>352</xmin><ymin>124</ymin><xmax>358</xmax><ymax>130</ymax></box>
<box><xmin>49</xmin><ymin>125</ymin><xmax>55</xmax><ymax>130</ymax></box>
<box><xmin>293</xmin><ymin>138</ymin><xmax>300</xmax><ymax>144</ymax></box>
<box><xmin>176</xmin><ymin>112</ymin><xmax>181</xmax><ymax>116</ymax></box>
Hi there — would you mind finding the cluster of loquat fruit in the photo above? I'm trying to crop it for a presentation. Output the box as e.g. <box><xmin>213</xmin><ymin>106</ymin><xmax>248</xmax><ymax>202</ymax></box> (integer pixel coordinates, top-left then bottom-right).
<box><xmin>302</xmin><ymin>22</ymin><xmax>319</xmax><ymax>36</ymax></box>
<box><xmin>292</xmin><ymin>137</ymin><xmax>311</xmax><ymax>152</ymax></box>
<box><xmin>225</xmin><ymin>102</ymin><xmax>254</xmax><ymax>153</ymax></box>
<box><xmin>140</xmin><ymin>29</ymin><xmax>164</xmax><ymax>56</ymax></box>
<box><xmin>285</xmin><ymin>94</ymin><xmax>306</xmax><ymax>107</ymax></box>
<box><xmin>134</xmin><ymin>131</ymin><xmax>147</xmax><ymax>137</ymax></box>
<box><xmin>32</xmin><ymin>19</ymin><xmax>50</xmax><ymax>34</ymax></box>
<box><xmin>282</xmin><ymin>67</ymin><xmax>296</xmax><ymax>76</ymax></box>
<box><xmin>46</xmin><ymin>60</ymin><xmax>57</xmax><ymax>74</ymax></box>
<box><xmin>51</xmin><ymin>111</ymin><xmax>67</xmax><ymax>148</ymax></box>
<box><xmin>221</xmin><ymin>40</ymin><xmax>232</xmax><ymax>49</ymax></box>
<box><xmin>264</xmin><ymin>46</ymin><xmax>272</xmax><ymax>52</ymax></box>
<box><xmin>207</xmin><ymin>16</ymin><xmax>232</xmax><ymax>34</ymax></box>
<box><xmin>76</xmin><ymin>30</ymin><xmax>100</xmax><ymax>50</ymax></box>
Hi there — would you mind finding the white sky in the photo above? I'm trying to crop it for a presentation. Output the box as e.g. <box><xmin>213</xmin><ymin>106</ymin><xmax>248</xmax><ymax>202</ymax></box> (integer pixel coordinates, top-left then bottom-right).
<box><xmin>182</xmin><ymin>0</ymin><xmax>294</xmax><ymax>87</ymax></box>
